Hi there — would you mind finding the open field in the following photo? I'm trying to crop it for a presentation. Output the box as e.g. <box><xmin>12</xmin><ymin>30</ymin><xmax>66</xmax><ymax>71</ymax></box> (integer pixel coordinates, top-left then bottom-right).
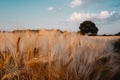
<box><xmin>0</xmin><ymin>29</ymin><xmax>120</xmax><ymax>80</ymax></box>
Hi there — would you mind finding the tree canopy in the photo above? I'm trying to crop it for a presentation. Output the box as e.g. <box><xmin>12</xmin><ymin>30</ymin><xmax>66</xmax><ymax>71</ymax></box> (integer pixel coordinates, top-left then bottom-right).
<box><xmin>79</xmin><ymin>21</ymin><xmax>98</xmax><ymax>35</ymax></box>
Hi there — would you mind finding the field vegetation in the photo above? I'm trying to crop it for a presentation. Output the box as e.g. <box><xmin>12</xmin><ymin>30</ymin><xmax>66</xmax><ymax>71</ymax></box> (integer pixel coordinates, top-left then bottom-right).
<box><xmin>0</xmin><ymin>29</ymin><xmax>120</xmax><ymax>80</ymax></box>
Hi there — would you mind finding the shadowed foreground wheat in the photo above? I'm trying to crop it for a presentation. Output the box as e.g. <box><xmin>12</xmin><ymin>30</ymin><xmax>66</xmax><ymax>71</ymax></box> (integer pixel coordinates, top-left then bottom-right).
<box><xmin>0</xmin><ymin>29</ymin><xmax>120</xmax><ymax>80</ymax></box>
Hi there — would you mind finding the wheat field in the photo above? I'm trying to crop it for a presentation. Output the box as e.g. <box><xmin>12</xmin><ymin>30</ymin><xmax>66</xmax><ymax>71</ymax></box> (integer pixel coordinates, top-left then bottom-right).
<box><xmin>0</xmin><ymin>29</ymin><xmax>120</xmax><ymax>80</ymax></box>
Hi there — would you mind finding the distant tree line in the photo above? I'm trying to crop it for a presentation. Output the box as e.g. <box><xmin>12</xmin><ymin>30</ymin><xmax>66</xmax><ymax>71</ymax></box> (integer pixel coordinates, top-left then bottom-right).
<box><xmin>79</xmin><ymin>20</ymin><xmax>120</xmax><ymax>36</ymax></box>
<box><xmin>115</xmin><ymin>32</ymin><xmax>120</xmax><ymax>36</ymax></box>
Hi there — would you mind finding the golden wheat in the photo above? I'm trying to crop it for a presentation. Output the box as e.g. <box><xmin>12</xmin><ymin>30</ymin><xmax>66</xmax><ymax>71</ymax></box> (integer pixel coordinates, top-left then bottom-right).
<box><xmin>0</xmin><ymin>29</ymin><xmax>120</xmax><ymax>80</ymax></box>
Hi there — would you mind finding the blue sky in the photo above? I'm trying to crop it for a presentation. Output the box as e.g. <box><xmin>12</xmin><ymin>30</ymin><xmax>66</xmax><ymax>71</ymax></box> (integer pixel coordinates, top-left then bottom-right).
<box><xmin>0</xmin><ymin>0</ymin><xmax>120</xmax><ymax>34</ymax></box>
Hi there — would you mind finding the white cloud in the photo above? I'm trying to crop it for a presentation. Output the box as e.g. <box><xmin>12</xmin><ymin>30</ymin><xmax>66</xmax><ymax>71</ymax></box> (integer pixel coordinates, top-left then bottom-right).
<box><xmin>47</xmin><ymin>7</ymin><xmax>54</xmax><ymax>11</ymax></box>
<box><xmin>67</xmin><ymin>11</ymin><xmax>120</xmax><ymax>23</ymax></box>
<box><xmin>70</xmin><ymin>0</ymin><xmax>83</xmax><ymax>8</ymax></box>
<box><xmin>67</xmin><ymin>12</ymin><xmax>96</xmax><ymax>22</ymax></box>
<box><xmin>70</xmin><ymin>0</ymin><xmax>104</xmax><ymax>8</ymax></box>
<box><xmin>98</xmin><ymin>11</ymin><xmax>114</xmax><ymax>19</ymax></box>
